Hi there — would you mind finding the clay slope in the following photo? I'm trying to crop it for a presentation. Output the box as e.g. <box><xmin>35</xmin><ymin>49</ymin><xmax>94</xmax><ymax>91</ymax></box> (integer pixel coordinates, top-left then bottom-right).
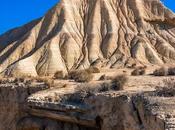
<box><xmin>0</xmin><ymin>0</ymin><xmax>175</xmax><ymax>76</ymax></box>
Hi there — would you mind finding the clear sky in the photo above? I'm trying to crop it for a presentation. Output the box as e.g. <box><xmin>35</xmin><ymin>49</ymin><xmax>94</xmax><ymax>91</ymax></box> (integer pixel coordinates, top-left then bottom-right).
<box><xmin>0</xmin><ymin>0</ymin><xmax>174</xmax><ymax>35</ymax></box>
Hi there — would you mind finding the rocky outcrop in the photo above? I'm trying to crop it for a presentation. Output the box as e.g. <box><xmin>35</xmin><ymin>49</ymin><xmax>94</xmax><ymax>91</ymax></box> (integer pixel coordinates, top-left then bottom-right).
<box><xmin>0</xmin><ymin>0</ymin><xmax>175</xmax><ymax>76</ymax></box>
<box><xmin>133</xmin><ymin>94</ymin><xmax>175</xmax><ymax>130</ymax></box>
<box><xmin>0</xmin><ymin>80</ymin><xmax>47</xmax><ymax>130</ymax></box>
<box><xmin>1</xmin><ymin>75</ymin><xmax>175</xmax><ymax>130</ymax></box>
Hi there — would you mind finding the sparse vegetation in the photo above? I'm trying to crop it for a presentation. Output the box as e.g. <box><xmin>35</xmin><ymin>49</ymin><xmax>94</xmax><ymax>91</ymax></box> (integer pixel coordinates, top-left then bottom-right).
<box><xmin>168</xmin><ymin>67</ymin><xmax>175</xmax><ymax>75</ymax></box>
<box><xmin>62</xmin><ymin>86</ymin><xmax>96</xmax><ymax>104</ymax></box>
<box><xmin>68</xmin><ymin>69</ymin><xmax>93</xmax><ymax>82</ymax></box>
<box><xmin>131</xmin><ymin>67</ymin><xmax>146</xmax><ymax>76</ymax></box>
<box><xmin>111</xmin><ymin>75</ymin><xmax>128</xmax><ymax>90</ymax></box>
<box><xmin>62</xmin><ymin>75</ymin><xmax>128</xmax><ymax>103</ymax></box>
<box><xmin>131</xmin><ymin>63</ymin><xmax>137</xmax><ymax>68</ymax></box>
<box><xmin>0</xmin><ymin>75</ymin><xmax>55</xmax><ymax>88</ymax></box>
<box><xmin>53</xmin><ymin>71</ymin><xmax>65</xmax><ymax>79</ymax></box>
<box><xmin>87</xmin><ymin>67</ymin><xmax>100</xmax><ymax>73</ymax></box>
<box><xmin>33</xmin><ymin>77</ymin><xmax>54</xmax><ymax>88</ymax></box>
<box><xmin>153</xmin><ymin>67</ymin><xmax>168</xmax><ymax>76</ymax></box>
<box><xmin>156</xmin><ymin>78</ymin><xmax>175</xmax><ymax>97</ymax></box>
<box><xmin>153</xmin><ymin>67</ymin><xmax>175</xmax><ymax>76</ymax></box>
<box><xmin>99</xmin><ymin>75</ymin><xmax>106</xmax><ymax>80</ymax></box>
<box><xmin>98</xmin><ymin>82</ymin><xmax>112</xmax><ymax>92</ymax></box>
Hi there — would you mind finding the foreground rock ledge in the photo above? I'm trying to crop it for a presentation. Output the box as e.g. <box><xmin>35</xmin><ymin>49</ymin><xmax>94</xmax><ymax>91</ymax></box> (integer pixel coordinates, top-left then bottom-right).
<box><xmin>1</xmin><ymin>78</ymin><xmax>175</xmax><ymax>130</ymax></box>
<box><xmin>0</xmin><ymin>0</ymin><xmax>175</xmax><ymax>76</ymax></box>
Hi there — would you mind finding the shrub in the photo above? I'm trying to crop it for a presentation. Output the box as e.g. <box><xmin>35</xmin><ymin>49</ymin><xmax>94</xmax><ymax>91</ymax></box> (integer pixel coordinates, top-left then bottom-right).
<box><xmin>32</xmin><ymin>77</ymin><xmax>54</xmax><ymax>88</ymax></box>
<box><xmin>54</xmin><ymin>71</ymin><xmax>65</xmax><ymax>79</ymax></box>
<box><xmin>69</xmin><ymin>70</ymin><xmax>93</xmax><ymax>82</ymax></box>
<box><xmin>87</xmin><ymin>67</ymin><xmax>100</xmax><ymax>73</ymax></box>
<box><xmin>111</xmin><ymin>75</ymin><xmax>128</xmax><ymax>90</ymax></box>
<box><xmin>44</xmin><ymin>78</ymin><xmax>54</xmax><ymax>88</ymax></box>
<box><xmin>99</xmin><ymin>75</ymin><xmax>106</xmax><ymax>81</ymax></box>
<box><xmin>131</xmin><ymin>63</ymin><xmax>137</xmax><ymax>68</ymax></box>
<box><xmin>14</xmin><ymin>77</ymin><xmax>25</xmax><ymax>83</ymax></box>
<box><xmin>153</xmin><ymin>67</ymin><xmax>168</xmax><ymax>76</ymax></box>
<box><xmin>62</xmin><ymin>86</ymin><xmax>96</xmax><ymax>104</ymax></box>
<box><xmin>156</xmin><ymin>78</ymin><xmax>175</xmax><ymax>97</ymax></box>
<box><xmin>168</xmin><ymin>67</ymin><xmax>175</xmax><ymax>75</ymax></box>
<box><xmin>62</xmin><ymin>77</ymin><xmax>128</xmax><ymax>104</ymax></box>
<box><xmin>131</xmin><ymin>67</ymin><xmax>146</xmax><ymax>76</ymax></box>
<box><xmin>98</xmin><ymin>82</ymin><xmax>111</xmax><ymax>92</ymax></box>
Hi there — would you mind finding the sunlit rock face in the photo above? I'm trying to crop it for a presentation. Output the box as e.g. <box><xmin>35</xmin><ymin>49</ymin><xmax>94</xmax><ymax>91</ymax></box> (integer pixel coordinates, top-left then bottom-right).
<box><xmin>0</xmin><ymin>0</ymin><xmax>175</xmax><ymax>76</ymax></box>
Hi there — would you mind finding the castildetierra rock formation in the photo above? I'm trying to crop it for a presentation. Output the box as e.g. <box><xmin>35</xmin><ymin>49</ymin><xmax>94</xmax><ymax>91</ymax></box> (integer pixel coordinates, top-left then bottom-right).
<box><xmin>0</xmin><ymin>0</ymin><xmax>175</xmax><ymax>76</ymax></box>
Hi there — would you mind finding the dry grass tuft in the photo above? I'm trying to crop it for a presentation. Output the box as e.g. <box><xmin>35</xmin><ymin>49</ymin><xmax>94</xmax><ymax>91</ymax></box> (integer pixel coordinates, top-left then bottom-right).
<box><xmin>131</xmin><ymin>67</ymin><xmax>146</xmax><ymax>76</ymax></box>
<box><xmin>53</xmin><ymin>71</ymin><xmax>65</xmax><ymax>79</ymax></box>
<box><xmin>153</xmin><ymin>67</ymin><xmax>168</xmax><ymax>76</ymax></box>
<box><xmin>111</xmin><ymin>75</ymin><xmax>128</xmax><ymax>90</ymax></box>
<box><xmin>168</xmin><ymin>67</ymin><xmax>175</xmax><ymax>76</ymax></box>
<box><xmin>68</xmin><ymin>70</ymin><xmax>93</xmax><ymax>82</ymax></box>
<box><xmin>32</xmin><ymin>76</ymin><xmax>54</xmax><ymax>88</ymax></box>
<box><xmin>156</xmin><ymin>78</ymin><xmax>175</xmax><ymax>97</ymax></box>
<box><xmin>62</xmin><ymin>75</ymin><xmax>128</xmax><ymax>104</ymax></box>
<box><xmin>87</xmin><ymin>67</ymin><xmax>100</xmax><ymax>73</ymax></box>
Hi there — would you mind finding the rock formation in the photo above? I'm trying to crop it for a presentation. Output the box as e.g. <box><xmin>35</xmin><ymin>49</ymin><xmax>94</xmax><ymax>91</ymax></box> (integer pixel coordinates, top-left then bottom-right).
<box><xmin>0</xmin><ymin>0</ymin><xmax>175</xmax><ymax>76</ymax></box>
<box><xmin>1</xmin><ymin>75</ymin><xmax>175</xmax><ymax>130</ymax></box>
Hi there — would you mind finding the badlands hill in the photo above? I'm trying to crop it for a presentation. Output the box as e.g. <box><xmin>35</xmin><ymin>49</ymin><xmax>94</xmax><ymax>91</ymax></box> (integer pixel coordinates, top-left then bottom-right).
<box><xmin>0</xmin><ymin>0</ymin><xmax>175</xmax><ymax>76</ymax></box>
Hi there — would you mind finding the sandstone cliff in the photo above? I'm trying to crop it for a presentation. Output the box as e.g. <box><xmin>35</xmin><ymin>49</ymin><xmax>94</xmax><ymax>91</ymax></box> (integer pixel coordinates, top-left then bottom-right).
<box><xmin>0</xmin><ymin>0</ymin><xmax>175</xmax><ymax>76</ymax></box>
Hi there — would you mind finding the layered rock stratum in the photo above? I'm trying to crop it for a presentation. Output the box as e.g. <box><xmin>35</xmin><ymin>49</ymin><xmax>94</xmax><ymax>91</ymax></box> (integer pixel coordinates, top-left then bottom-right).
<box><xmin>0</xmin><ymin>0</ymin><xmax>175</xmax><ymax>76</ymax></box>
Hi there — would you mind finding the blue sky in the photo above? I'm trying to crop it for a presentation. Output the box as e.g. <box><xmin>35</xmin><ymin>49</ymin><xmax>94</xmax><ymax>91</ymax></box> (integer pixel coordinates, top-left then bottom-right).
<box><xmin>0</xmin><ymin>0</ymin><xmax>174</xmax><ymax>35</ymax></box>
<box><xmin>0</xmin><ymin>0</ymin><xmax>59</xmax><ymax>34</ymax></box>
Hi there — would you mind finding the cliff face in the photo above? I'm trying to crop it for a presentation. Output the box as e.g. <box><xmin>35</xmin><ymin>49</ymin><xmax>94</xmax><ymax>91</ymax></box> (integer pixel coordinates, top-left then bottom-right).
<box><xmin>0</xmin><ymin>80</ymin><xmax>48</xmax><ymax>130</ymax></box>
<box><xmin>0</xmin><ymin>0</ymin><xmax>175</xmax><ymax>76</ymax></box>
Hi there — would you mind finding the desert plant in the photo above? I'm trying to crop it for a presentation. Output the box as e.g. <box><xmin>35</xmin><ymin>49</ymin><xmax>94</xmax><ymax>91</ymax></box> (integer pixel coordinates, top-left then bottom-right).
<box><xmin>62</xmin><ymin>86</ymin><xmax>96</xmax><ymax>104</ymax></box>
<box><xmin>131</xmin><ymin>67</ymin><xmax>146</xmax><ymax>76</ymax></box>
<box><xmin>44</xmin><ymin>78</ymin><xmax>54</xmax><ymax>88</ymax></box>
<box><xmin>99</xmin><ymin>75</ymin><xmax>106</xmax><ymax>81</ymax></box>
<box><xmin>68</xmin><ymin>70</ymin><xmax>93</xmax><ymax>82</ymax></box>
<box><xmin>14</xmin><ymin>77</ymin><xmax>25</xmax><ymax>83</ymax></box>
<box><xmin>68</xmin><ymin>71</ymin><xmax>78</xmax><ymax>79</ymax></box>
<box><xmin>98</xmin><ymin>82</ymin><xmax>112</xmax><ymax>92</ymax></box>
<box><xmin>111</xmin><ymin>75</ymin><xmax>128</xmax><ymax>90</ymax></box>
<box><xmin>168</xmin><ymin>67</ymin><xmax>175</xmax><ymax>75</ymax></box>
<box><xmin>153</xmin><ymin>67</ymin><xmax>168</xmax><ymax>76</ymax></box>
<box><xmin>62</xmin><ymin>77</ymin><xmax>128</xmax><ymax>104</ymax></box>
<box><xmin>156</xmin><ymin>78</ymin><xmax>175</xmax><ymax>97</ymax></box>
<box><xmin>31</xmin><ymin>76</ymin><xmax>54</xmax><ymax>88</ymax></box>
<box><xmin>131</xmin><ymin>63</ymin><xmax>137</xmax><ymax>68</ymax></box>
<box><xmin>53</xmin><ymin>71</ymin><xmax>65</xmax><ymax>79</ymax></box>
<box><xmin>87</xmin><ymin>67</ymin><xmax>100</xmax><ymax>73</ymax></box>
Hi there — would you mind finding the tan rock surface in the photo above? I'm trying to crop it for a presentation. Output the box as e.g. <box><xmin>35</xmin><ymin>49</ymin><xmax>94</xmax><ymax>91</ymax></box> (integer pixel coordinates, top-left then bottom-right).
<box><xmin>0</xmin><ymin>0</ymin><xmax>175</xmax><ymax>76</ymax></box>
